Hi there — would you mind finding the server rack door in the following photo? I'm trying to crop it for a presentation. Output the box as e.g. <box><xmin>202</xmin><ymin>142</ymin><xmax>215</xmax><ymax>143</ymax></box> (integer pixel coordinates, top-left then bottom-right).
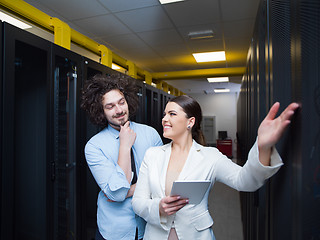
<box><xmin>50</xmin><ymin>44</ymin><xmax>83</xmax><ymax>240</ymax></box>
<box><xmin>159</xmin><ymin>92</ymin><xmax>170</xmax><ymax>144</ymax></box>
<box><xmin>131</xmin><ymin>79</ymin><xmax>145</xmax><ymax>124</ymax></box>
<box><xmin>1</xmin><ymin>22</ymin><xmax>51</xmax><ymax>240</ymax></box>
<box><xmin>255</xmin><ymin>1</ymin><xmax>270</xmax><ymax>239</ymax></box>
<box><xmin>144</xmin><ymin>84</ymin><xmax>161</xmax><ymax>135</ymax></box>
<box><xmin>0</xmin><ymin>21</ymin><xmax>3</xmax><ymax>234</ymax></box>
<box><xmin>144</xmin><ymin>86</ymin><xmax>153</xmax><ymax>128</ymax></box>
<box><xmin>296</xmin><ymin>0</ymin><xmax>320</xmax><ymax>238</ymax></box>
<box><xmin>268</xmin><ymin>1</ymin><xmax>295</xmax><ymax>239</ymax></box>
<box><xmin>80</xmin><ymin>57</ymin><xmax>107</xmax><ymax>240</ymax></box>
<box><xmin>152</xmin><ymin>87</ymin><xmax>160</xmax><ymax>128</ymax></box>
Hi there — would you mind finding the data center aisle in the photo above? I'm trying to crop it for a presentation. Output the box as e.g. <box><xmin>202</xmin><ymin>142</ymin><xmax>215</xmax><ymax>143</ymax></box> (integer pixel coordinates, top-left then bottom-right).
<box><xmin>208</xmin><ymin>173</ymin><xmax>244</xmax><ymax>240</ymax></box>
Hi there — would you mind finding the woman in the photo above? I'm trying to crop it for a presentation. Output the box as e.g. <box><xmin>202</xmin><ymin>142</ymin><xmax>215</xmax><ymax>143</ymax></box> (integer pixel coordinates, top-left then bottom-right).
<box><xmin>132</xmin><ymin>95</ymin><xmax>299</xmax><ymax>240</ymax></box>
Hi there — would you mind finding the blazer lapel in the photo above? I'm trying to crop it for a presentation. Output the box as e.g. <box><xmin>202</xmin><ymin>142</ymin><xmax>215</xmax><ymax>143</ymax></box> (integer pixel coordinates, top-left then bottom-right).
<box><xmin>159</xmin><ymin>142</ymin><xmax>172</xmax><ymax>195</ymax></box>
<box><xmin>178</xmin><ymin>140</ymin><xmax>204</xmax><ymax>180</ymax></box>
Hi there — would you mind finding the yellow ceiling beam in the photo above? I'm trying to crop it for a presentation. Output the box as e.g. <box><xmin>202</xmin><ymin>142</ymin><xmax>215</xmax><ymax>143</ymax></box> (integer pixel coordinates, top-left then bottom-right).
<box><xmin>50</xmin><ymin>17</ymin><xmax>70</xmax><ymax>50</ymax></box>
<box><xmin>126</xmin><ymin>61</ymin><xmax>137</xmax><ymax>79</ymax></box>
<box><xmin>173</xmin><ymin>88</ymin><xmax>180</xmax><ymax>96</ymax></box>
<box><xmin>156</xmin><ymin>81</ymin><xmax>163</xmax><ymax>90</ymax></box>
<box><xmin>0</xmin><ymin>0</ymin><xmax>149</xmax><ymax>77</ymax></box>
<box><xmin>0</xmin><ymin>0</ymin><xmax>245</xmax><ymax>94</ymax></box>
<box><xmin>144</xmin><ymin>71</ymin><xmax>152</xmax><ymax>85</ymax></box>
<box><xmin>162</xmin><ymin>82</ymin><xmax>168</xmax><ymax>93</ymax></box>
<box><xmin>0</xmin><ymin>0</ymin><xmax>52</xmax><ymax>29</ymax></box>
<box><xmin>98</xmin><ymin>45</ymin><xmax>112</xmax><ymax>68</ymax></box>
<box><xmin>152</xmin><ymin>67</ymin><xmax>245</xmax><ymax>80</ymax></box>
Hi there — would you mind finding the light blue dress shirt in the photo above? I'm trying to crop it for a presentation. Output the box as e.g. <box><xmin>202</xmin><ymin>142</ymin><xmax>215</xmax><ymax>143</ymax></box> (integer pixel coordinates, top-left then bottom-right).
<box><xmin>85</xmin><ymin>121</ymin><xmax>163</xmax><ymax>240</ymax></box>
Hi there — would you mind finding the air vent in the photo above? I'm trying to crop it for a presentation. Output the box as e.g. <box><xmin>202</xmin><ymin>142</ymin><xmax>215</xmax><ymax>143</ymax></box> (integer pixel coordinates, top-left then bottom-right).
<box><xmin>188</xmin><ymin>30</ymin><xmax>214</xmax><ymax>40</ymax></box>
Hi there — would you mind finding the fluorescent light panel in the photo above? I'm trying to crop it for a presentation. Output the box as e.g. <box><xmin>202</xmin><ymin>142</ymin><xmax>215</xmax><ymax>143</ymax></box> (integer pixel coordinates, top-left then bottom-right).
<box><xmin>193</xmin><ymin>51</ymin><xmax>226</xmax><ymax>63</ymax></box>
<box><xmin>214</xmin><ymin>88</ymin><xmax>230</xmax><ymax>93</ymax></box>
<box><xmin>159</xmin><ymin>0</ymin><xmax>184</xmax><ymax>4</ymax></box>
<box><xmin>207</xmin><ymin>77</ymin><xmax>229</xmax><ymax>83</ymax></box>
<box><xmin>0</xmin><ymin>12</ymin><xmax>32</xmax><ymax>29</ymax></box>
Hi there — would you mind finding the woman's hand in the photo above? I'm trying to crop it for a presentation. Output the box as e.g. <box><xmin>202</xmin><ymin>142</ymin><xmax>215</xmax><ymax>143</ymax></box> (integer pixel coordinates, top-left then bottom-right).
<box><xmin>159</xmin><ymin>196</ymin><xmax>189</xmax><ymax>217</ymax></box>
<box><xmin>258</xmin><ymin>102</ymin><xmax>300</xmax><ymax>165</ymax></box>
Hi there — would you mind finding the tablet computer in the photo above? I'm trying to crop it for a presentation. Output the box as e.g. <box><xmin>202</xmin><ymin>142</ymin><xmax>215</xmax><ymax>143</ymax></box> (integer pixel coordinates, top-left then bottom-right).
<box><xmin>170</xmin><ymin>180</ymin><xmax>211</xmax><ymax>205</ymax></box>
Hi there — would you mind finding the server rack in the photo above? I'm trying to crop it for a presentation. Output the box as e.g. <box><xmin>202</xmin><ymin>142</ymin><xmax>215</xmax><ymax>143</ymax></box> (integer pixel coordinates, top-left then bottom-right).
<box><xmin>159</xmin><ymin>91</ymin><xmax>174</xmax><ymax>144</ymax></box>
<box><xmin>50</xmin><ymin>44</ymin><xmax>83</xmax><ymax>240</ymax></box>
<box><xmin>0</xmin><ymin>21</ymin><xmax>3</xmax><ymax>239</ymax></box>
<box><xmin>144</xmin><ymin>84</ymin><xmax>162</xmax><ymax>135</ymax></box>
<box><xmin>132</xmin><ymin>79</ymin><xmax>145</xmax><ymax>124</ymax></box>
<box><xmin>80</xmin><ymin>57</ymin><xmax>109</xmax><ymax>240</ymax></box>
<box><xmin>0</xmin><ymin>21</ymin><xmax>177</xmax><ymax>240</ymax></box>
<box><xmin>298</xmin><ymin>1</ymin><xmax>320</xmax><ymax>237</ymax></box>
<box><xmin>1</xmin><ymin>22</ymin><xmax>51</xmax><ymax>240</ymax></box>
<box><xmin>238</xmin><ymin>0</ymin><xmax>320</xmax><ymax>239</ymax></box>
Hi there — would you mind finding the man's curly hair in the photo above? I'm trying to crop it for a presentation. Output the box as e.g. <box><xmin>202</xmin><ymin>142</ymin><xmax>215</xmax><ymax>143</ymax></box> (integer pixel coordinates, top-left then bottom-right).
<box><xmin>81</xmin><ymin>73</ymin><xmax>139</xmax><ymax>127</ymax></box>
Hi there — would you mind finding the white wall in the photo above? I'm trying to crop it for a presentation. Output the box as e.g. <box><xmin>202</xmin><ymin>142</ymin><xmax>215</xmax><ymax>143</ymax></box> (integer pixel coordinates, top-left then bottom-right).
<box><xmin>190</xmin><ymin>93</ymin><xmax>239</xmax><ymax>158</ymax></box>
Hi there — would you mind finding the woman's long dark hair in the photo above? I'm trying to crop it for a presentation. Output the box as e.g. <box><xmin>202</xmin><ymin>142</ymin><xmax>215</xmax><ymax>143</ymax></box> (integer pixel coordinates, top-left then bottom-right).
<box><xmin>168</xmin><ymin>95</ymin><xmax>206</xmax><ymax>146</ymax></box>
<box><xmin>80</xmin><ymin>73</ymin><xmax>139</xmax><ymax>127</ymax></box>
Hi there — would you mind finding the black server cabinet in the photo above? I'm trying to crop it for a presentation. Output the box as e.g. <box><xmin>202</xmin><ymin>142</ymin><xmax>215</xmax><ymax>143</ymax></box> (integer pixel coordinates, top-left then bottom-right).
<box><xmin>80</xmin><ymin>57</ymin><xmax>108</xmax><ymax>240</ymax></box>
<box><xmin>268</xmin><ymin>1</ymin><xmax>296</xmax><ymax>239</ymax></box>
<box><xmin>0</xmin><ymin>21</ymin><xmax>3</xmax><ymax>232</ymax></box>
<box><xmin>50</xmin><ymin>44</ymin><xmax>83</xmax><ymax>240</ymax></box>
<box><xmin>239</xmin><ymin>0</ymin><xmax>320</xmax><ymax>239</ymax></box>
<box><xmin>144</xmin><ymin>84</ymin><xmax>161</xmax><ymax>135</ymax></box>
<box><xmin>1</xmin><ymin>22</ymin><xmax>51</xmax><ymax>240</ymax></box>
<box><xmin>268</xmin><ymin>0</ymin><xmax>320</xmax><ymax>238</ymax></box>
<box><xmin>132</xmin><ymin>79</ymin><xmax>145</xmax><ymax>124</ymax></box>
<box><xmin>297</xmin><ymin>0</ymin><xmax>320</xmax><ymax>238</ymax></box>
<box><xmin>0</xmin><ymin>21</ymin><xmax>3</xmax><ymax>238</ymax></box>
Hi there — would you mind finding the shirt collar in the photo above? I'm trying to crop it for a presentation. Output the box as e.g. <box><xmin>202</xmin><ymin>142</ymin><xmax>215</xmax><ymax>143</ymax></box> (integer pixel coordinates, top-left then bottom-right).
<box><xmin>107</xmin><ymin>124</ymin><xmax>120</xmax><ymax>139</ymax></box>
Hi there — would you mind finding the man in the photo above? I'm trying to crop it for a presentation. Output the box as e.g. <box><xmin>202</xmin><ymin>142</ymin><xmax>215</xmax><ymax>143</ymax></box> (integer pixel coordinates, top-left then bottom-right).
<box><xmin>81</xmin><ymin>74</ymin><xmax>163</xmax><ymax>240</ymax></box>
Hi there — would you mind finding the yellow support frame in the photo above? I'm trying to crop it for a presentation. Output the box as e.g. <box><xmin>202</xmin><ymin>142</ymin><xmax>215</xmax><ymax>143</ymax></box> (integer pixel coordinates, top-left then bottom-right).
<box><xmin>50</xmin><ymin>17</ymin><xmax>70</xmax><ymax>49</ymax></box>
<box><xmin>98</xmin><ymin>45</ymin><xmax>112</xmax><ymax>68</ymax></box>
<box><xmin>144</xmin><ymin>71</ymin><xmax>152</xmax><ymax>85</ymax></box>
<box><xmin>0</xmin><ymin>0</ymin><xmax>244</xmax><ymax>94</ymax></box>
<box><xmin>0</xmin><ymin>0</ymin><xmax>150</xmax><ymax>78</ymax></box>
<box><xmin>126</xmin><ymin>61</ymin><xmax>137</xmax><ymax>79</ymax></box>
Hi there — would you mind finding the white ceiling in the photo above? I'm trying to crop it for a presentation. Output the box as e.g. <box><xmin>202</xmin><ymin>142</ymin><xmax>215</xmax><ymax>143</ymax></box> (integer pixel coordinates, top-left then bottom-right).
<box><xmin>22</xmin><ymin>0</ymin><xmax>259</xmax><ymax>94</ymax></box>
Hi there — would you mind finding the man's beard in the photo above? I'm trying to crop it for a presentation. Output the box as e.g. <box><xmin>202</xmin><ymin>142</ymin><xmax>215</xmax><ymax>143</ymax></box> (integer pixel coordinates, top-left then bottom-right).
<box><xmin>109</xmin><ymin>112</ymin><xmax>129</xmax><ymax>128</ymax></box>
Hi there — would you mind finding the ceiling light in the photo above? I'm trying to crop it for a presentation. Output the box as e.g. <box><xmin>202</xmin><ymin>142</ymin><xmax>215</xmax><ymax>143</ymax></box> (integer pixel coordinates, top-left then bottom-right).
<box><xmin>207</xmin><ymin>77</ymin><xmax>229</xmax><ymax>83</ymax></box>
<box><xmin>112</xmin><ymin>63</ymin><xmax>120</xmax><ymax>70</ymax></box>
<box><xmin>188</xmin><ymin>30</ymin><xmax>214</xmax><ymax>40</ymax></box>
<box><xmin>193</xmin><ymin>51</ymin><xmax>226</xmax><ymax>63</ymax></box>
<box><xmin>0</xmin><ymin>11</ymin><xmax>32</xmax><ymax>30</ymax></box>
<box><xmin>214</xmin><ymin>88</ymin><xmax>230</xmax><ymax>93</ymax></box>
<box><xmin>159</xmin><ymin>0</ymin><xmax>184</xmax><ymax>4</ymax></box>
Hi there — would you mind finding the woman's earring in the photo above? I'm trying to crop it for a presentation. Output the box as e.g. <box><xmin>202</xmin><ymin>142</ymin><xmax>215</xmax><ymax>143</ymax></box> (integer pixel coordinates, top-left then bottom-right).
<box><xmin>187</xmin><ymin>125</ymin><xmax>191</xmax><ymax>129</ymax></box>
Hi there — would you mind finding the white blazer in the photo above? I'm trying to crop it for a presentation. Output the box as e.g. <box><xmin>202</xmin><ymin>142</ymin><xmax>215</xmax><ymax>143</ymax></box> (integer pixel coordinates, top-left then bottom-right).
<box><xmin>132</xmin><ymin>139</ymin><xmax>283</xmax><ymax>240</ymax></box>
